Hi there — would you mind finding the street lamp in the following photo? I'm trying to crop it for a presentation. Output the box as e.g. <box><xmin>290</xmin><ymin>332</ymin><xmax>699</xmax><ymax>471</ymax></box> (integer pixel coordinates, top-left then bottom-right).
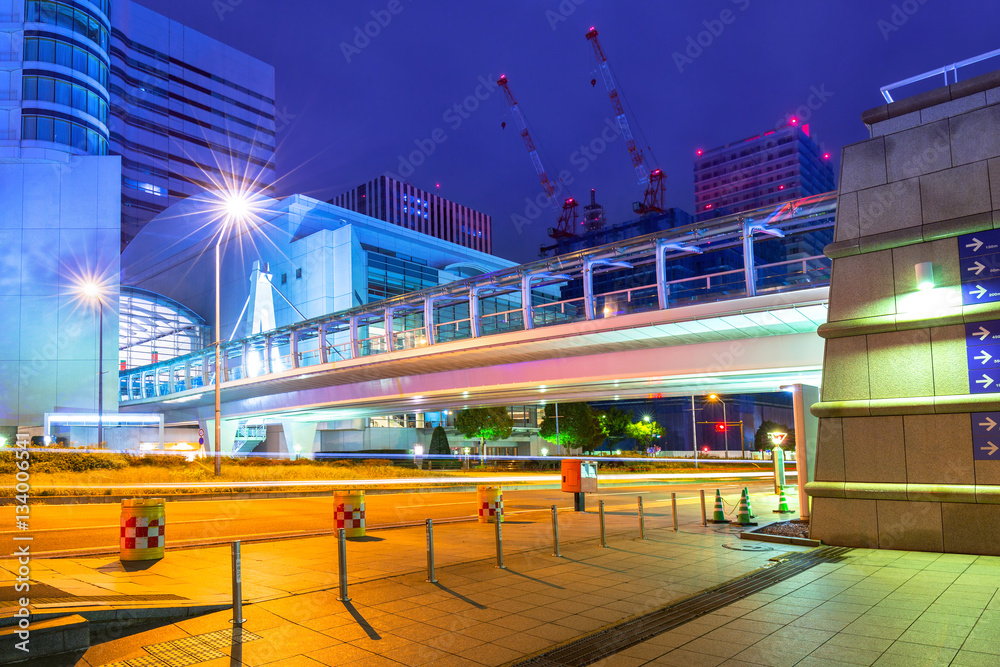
<box><xmin>212</xmin><ymin>190</ymin><xmax>256</xmax><ymax>476</ymax></box>
<box><xmin>78</xmin><ymin>279</ymin><xmax>109</xmax><ymax>448</ymax></box>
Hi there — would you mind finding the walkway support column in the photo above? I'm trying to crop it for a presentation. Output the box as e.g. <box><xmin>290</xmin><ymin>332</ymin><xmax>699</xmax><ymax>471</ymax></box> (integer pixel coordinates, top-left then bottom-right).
<box><xmin>655</xmin><ymin>241</ymin><xmax>669</xmax><ymax>310</ymax></box>
<box><xmin>385</xmin><ymin>308</ymin><xmax>396</xmax><ymax>352</ymax></box>
<box><xmin>469</xmin><ymin>286</ymin><xmax>481</xmax><ymax>338</ymax></box>
<box><xmin>583</xmin><ymin>260</ymin><xmax>597</xmax><ymax>320</ymax></box>
<box><xmin>520</xmin><ymin>274</ymin><xmax>534</xmax><ymax>330</ymax></box>
<box><xmin>349</xmin><ymin>316</ymin><xmax>360</xmax><ymax>358</ymax></box>
<box><xmin>424</xmin><ymin>297</ymin><xmax>436</xmax><ymax>346</ymax></box>
<box><xmin>318</xmin><ymin>326</ymin><xmax>328</xmax><ymax>364</ymax></box>
<box><xmin>742</xmin><ymin>218</ymin><xmax>757</xmax><ymax>298</ymax></box>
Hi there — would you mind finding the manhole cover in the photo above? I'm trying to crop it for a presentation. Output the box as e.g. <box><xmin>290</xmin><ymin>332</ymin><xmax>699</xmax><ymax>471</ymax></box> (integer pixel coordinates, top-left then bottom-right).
<box><xmin>714</xmin><ymin>525</ymin><xmax>746</xmax><ymax>535</ymax></box>
<box><xmin>722</xmin><ymin>542</ymin><xmax>774</xmax><ymax>551</ymax></box>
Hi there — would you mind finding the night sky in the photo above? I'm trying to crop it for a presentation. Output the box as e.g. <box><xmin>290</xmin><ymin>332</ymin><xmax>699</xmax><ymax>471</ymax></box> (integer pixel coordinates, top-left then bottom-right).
<box><xmin>142</xmin><ymin>0</ymin><xmax>1000</xmax><ymax>263</ymax></box>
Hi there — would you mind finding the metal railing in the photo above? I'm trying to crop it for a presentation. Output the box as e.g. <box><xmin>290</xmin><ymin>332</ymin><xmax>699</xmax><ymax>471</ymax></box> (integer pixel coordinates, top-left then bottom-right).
<box><xmin>881</xmin><ymin>47</ymin><xmax>1000</xmax><ymax>103</ymax></box>
<box><xmin>119</xmin><ymin>191</ymin><xmax>837</xmax><ymax>403</ymax></box>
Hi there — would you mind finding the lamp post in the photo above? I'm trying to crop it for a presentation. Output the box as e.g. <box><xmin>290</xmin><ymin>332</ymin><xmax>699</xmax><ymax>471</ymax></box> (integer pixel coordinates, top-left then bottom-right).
<box><xmin>214</xmin><ymin>191</ymin><xmax>253</xmax><ymax>476</ymax></box>
<box><xmin>80</xmin><ymin>280</ymin><xmax>108</xmax><ymax>448</ymax></box>
<box><xmin>214</xmin><ymin>235</ymin><xmax>222</xmax><ymax>476</ymax></box>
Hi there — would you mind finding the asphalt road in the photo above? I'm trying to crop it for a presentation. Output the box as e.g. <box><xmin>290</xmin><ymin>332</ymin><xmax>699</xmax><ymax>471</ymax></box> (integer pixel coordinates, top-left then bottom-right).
<box><xmin>0</xmin><ymin>480</ymin><xmax>778</xmax><ymax>556</ymax></box>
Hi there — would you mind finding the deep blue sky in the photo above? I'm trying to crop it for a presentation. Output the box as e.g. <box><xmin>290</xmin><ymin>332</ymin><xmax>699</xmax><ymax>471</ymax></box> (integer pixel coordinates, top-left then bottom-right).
<box><xmin>142</xmin><ymin>1</ymin><xmax>1000</xmax><ymax>263</ymax></box>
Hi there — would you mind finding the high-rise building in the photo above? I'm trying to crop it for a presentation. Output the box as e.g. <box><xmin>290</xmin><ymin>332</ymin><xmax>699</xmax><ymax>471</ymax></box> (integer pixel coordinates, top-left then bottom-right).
<box><xmin>0</xmin><ymin>0</ymin><xmax>276</xmax><ymax>248</ymax></box>
<box><xmin>330</xmin><ymin>175</ymin><xmax>492</xmax><ymax>254</ymax></box>
<box><xmin>693</xmin><ymin>122</ymin><xmax>834</xmax><ymax>222</ymax></box>
<box><xmin>0</xmin><ymin>0</ymin><xmax>273</xmax><ymax>434</ymax></box>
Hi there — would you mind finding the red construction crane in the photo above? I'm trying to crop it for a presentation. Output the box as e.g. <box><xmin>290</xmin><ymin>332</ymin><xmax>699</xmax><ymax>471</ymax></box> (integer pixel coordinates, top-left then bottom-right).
<box><xmin>497</xmin><ymin>74</ymin><xmax>578</xmax><ymax>238</ymax></box>
<box><xmin>585</xmin><ymin>27</ymin><xmax>666</xmax><ymax>216</ymax></box>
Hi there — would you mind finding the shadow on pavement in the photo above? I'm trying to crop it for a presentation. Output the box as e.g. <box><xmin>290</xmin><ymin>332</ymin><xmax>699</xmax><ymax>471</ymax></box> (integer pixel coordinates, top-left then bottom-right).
<box><xmin>503</xmin><ymin>569</ymin><xmax>565</xmax><ymax>589</ymax></box>
<box><xmin>432</xmin><ymin>582</ymin><xmax>486</xmax><ymax>609</ymax></box>
<box><xmin>343</xmin><ymin>601</ymin><xmax>381</xmax><ymax>640</ymax></box>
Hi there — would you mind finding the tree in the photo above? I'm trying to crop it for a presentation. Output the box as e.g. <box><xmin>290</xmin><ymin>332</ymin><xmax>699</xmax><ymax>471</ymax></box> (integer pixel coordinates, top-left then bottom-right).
<box><xmin>428</xmin><ymin>425</ymin><xmax>450</xmax><ymax>469</ymax></box>
<box><xmin>754</xmin><ymin>420</ymin><xmax>795</xmax><ymax>451</ymax></box>
<box><xmin>539</xmin><ymin>403</ymin><xmax>604</xmax><ymax>453</ymax></box>
<box><xmin>598</xmin><ymin>407</ymin><xmax>632</xmax><ymax>449</ymax></box>
<box><xmin>455</xmin><ymin>407</ymin><xmax>514</xmax><ymax>454</ymax></box>
<box><xmin>625</xmin><ymin>417</ymin><xmax>665</xmax><ymax>450</ymax></box>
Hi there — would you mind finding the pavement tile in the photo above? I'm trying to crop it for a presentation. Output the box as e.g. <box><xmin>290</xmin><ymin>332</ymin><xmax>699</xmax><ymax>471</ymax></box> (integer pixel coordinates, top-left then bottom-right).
<box><xmin>645</xmin><ymin>648</ymin><xmax>727</xmax><ymax>666</ymax></box>
<box><xmin>721</xmin><ymin>618</ymin><xmax>786</xmax><ymax>635</ymax></box>
<box><xmin>951</xmin><ymin>650</ymin><xmax>1000</xmax><ymax>666</ymax></box>
<box><xmin>730</xmin><ymin>636</ymin><xmax>823</xmax><ymax>667</ymax></box>
<box><xmin>455</xmin><ymin>641</ymin><xmax>524</xmax><ymax>666</ymax></box>
<box><xmin>879</xmin><ymin>641</ymin><xmax>958</xmax><ymax>664</ymax></box>
<box><xmin>960</xmin><ymin>636</ymin><xmax>1000</xmax><ymax>656</ymax></box>
<box><xmin>805</xmin><ymin>643</ymin><xmax>882</xmax><ymax>666</ymax></box>
<box><xmin>679</xmin><ymin>636</ymin><xmax>749</xmax><ymax>659</ymax></box>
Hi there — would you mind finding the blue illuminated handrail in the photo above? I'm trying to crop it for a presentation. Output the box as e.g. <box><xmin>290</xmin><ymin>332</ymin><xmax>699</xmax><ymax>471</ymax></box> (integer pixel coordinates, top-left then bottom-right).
<box><xmin>881</xmin><ymin>48</ymin><xmax>1000</xmax><ymax>103</ymax></box>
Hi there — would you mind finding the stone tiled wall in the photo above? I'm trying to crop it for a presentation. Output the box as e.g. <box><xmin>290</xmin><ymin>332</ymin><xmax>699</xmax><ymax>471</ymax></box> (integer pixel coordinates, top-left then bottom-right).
<box><xmin>809</xmin><ymin>75</ymin><xmax>1000</xmax><ymax>555</ymax></box>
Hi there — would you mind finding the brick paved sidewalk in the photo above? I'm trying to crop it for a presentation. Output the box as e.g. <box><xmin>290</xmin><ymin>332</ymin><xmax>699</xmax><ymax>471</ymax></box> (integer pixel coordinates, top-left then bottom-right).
<box><xmin>604</xmin><ymin>548</ymin><xmax>1000</xmax><ymax>667</ymax></box>
<box><xmin>68</xmin><ymin>489</ymin><xmax>804</xmax><ymax>666</ymax></box>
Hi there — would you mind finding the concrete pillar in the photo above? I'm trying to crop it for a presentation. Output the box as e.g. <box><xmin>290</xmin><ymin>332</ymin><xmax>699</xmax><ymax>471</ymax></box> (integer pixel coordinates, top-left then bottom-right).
<box><xmin>385</xmin><ymin>308</ymin><xmax>396</xmax><ymax>351</ymax></box>
<box><xmin>789</xmin><ymin>383</ymin><xmax>819</xmax><ymax>520</ymax></box>
<box><xmin>280</xmin><ymin>421</ymin><xmax>319</xmax><ymax>459</ymax></box>
<box><xmin>199</xmin><ymin>418</ymin><xmax>240</xmax><ymax>457</ymax></box>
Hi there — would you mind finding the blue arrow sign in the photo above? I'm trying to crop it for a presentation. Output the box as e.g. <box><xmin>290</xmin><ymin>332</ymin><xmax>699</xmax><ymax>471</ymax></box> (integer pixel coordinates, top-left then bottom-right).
<box><xmin>972</xmin><ymin>412</ymin><xmax>1000</xmax><ymax>437</ymax></box>
<box><xmin>960</xmin><ymin>230</ymin><xmax>1000</xmax><ymax>258</ymax></box>
<box><xmin>974</xmin><ymin>435</ymin><xmax>1000</xmax><ymax>460</ymax></box>
<box><xmin>961</xmin><ymin>253</ymin><xmax>1000</xmax><ymax>283</ymax></box>
<box><xmin>967</xmin><ymin>321</ymin><xmax>1000</xmax><ymax>346</ymax></box>
<box><xmin>967</xmin><ymin>345</ymin><xmax>1000</xmax><ymax>369</ymax></box>
<box><xmin>962</xmin><ymin>278</ymin><xmax>1000</xmax><ymax>305</ymax></box>
<box><xmin>970</xmin><ymin>370</ymin><xmax>1000</xmax><ymax>394</ymax></box>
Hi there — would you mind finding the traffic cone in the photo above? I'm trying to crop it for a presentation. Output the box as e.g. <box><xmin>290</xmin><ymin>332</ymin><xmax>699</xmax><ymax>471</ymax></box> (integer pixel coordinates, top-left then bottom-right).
<box><xmin>744</xmin><ymin>486</ymin><xmax>756</xmax><ymax>519</ymax></box>
<box><xmin>731</xmin><ymin>489</ymin><xmax>757</xmax><ymax>526</ymax></box>
<box><xmin>711</xmin><ymin>489</ymin><xmax>727</xmax><ymax>523</ymax></box>
<box><xmin>774</xmin><ymin>485</ymin><xmax>793</xmax><ymax>514</ymax></box>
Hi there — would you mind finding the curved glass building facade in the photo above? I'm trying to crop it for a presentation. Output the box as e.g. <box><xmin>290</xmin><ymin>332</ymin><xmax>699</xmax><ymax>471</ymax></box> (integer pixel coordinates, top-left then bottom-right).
<box><xmin>119</xmin><ymin>286</ymin><xmax>211</xmax><ymax>370</ymax></box>
<box><xmin>19</xmin><ymin>0</ymin><xmax>111</xmax><ymax>155</ymax></box>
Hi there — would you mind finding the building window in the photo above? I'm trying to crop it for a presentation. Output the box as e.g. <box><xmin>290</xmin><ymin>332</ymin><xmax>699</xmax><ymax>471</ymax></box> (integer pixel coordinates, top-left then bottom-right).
<box><xmin>295</xmin><ymin>268</ymin><xmax>302</xmax><ymax>279</ymax></box>
<box><xmin>280</xmin><ymin>273</ymin><xmax>287</xmax><ymax>285</ymax></box>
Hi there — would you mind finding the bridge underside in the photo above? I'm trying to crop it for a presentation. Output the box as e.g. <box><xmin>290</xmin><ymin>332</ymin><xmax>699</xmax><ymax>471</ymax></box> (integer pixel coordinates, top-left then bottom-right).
<box><xmin>123</xmin><ymin>290</ymin><xmax>827</xmax><ymax>425</ymax></box>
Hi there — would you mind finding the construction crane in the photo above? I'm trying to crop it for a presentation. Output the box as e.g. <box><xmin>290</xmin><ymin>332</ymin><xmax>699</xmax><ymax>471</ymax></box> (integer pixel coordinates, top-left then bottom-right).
<box><xmin>585</xmin><ymin>27</ymin><xmax>666</xmax><ymax>216</ymax></box>
<box><xmin>497</xmin><ymin>74</ymin><xmax>579</xmax><ymax>238</ymax></box>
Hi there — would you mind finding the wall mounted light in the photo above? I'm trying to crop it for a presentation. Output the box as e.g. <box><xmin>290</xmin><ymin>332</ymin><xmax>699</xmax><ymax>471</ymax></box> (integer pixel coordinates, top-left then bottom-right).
<box><xmin>915</xmin><ymin>262</ymin><xmax>935</xmax><ymax>291</ymax></box>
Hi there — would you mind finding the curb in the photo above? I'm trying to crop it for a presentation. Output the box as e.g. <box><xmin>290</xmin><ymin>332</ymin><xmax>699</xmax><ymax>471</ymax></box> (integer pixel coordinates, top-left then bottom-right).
<box><xmin>739</xmin><ymin>522</ymin><xmax>821</xmax><ymax>548</ymax></box>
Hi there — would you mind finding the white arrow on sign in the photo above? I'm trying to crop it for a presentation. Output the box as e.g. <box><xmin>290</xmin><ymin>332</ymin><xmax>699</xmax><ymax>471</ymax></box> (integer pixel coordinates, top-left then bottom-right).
<box><xmin>969</xmin><ymin>261</ymin><xmax>986</xmax><ymax>276</ymax></box>
<box><xmin>982</xmin><ymin>442</ymin><xmax>999</xmax><ymax>456</ymax></box>
<box><xmin>967</xmin><ymin>238</ymin><xmax>984</xmax><ymax>253</ymax></box>
<box><xmin>971</xmin><ymin>285</ymin><xmax>988</xmax><ymax>300</ymax></box>
<box><xmin>977</xmin><ymin>374</ymin><xmax>995</xmax><ymax>389</ymax></box>
<box><xmin>980</xmin><ymin>417</ymin><xmax>997</xmax><ymax>431</ymax></box>
<box><xmin>976</xmin><ymin>350</ymin><xmax>993</xmax><ymax>364</ymax></box>
<box><xmin>976</xmin><ymin>326</ymin><xmax>992</xmax><ymax>341</ymax></box>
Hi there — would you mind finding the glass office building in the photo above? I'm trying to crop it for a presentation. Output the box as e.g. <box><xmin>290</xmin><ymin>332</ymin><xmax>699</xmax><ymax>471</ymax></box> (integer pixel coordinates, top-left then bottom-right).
<box><xmin>0</xmin><ymin>0</ymin><xmax>276</xmax><ymax>248</ymax></box>
<box><xmin>694</xmin><ymin>122</ymin><xmax>835</xmax><ymax>222</ymax></box>
<box><xmin>0</xmin><ymin>0</ymin><xmax>274</xmax><ymax>433</ymax></box>
<box><xmin>331</xmin><ymin>175</ymin><xmax>492</xmax><ymax>254</ymax></box>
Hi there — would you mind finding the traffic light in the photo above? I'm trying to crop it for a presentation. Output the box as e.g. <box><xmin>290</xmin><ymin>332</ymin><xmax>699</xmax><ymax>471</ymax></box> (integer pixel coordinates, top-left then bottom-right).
<box><xmin>715</xmin><ymin>422</ymin><xmax>726</xmax><ymax>432</ymax></box>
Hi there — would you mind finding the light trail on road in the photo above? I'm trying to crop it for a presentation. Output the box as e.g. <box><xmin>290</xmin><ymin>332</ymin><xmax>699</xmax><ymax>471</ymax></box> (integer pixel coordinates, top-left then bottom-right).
<box><xmin>6</xmin><ymin>470</ymin><xmax>779</xmax><ymax>492</ymax></box>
